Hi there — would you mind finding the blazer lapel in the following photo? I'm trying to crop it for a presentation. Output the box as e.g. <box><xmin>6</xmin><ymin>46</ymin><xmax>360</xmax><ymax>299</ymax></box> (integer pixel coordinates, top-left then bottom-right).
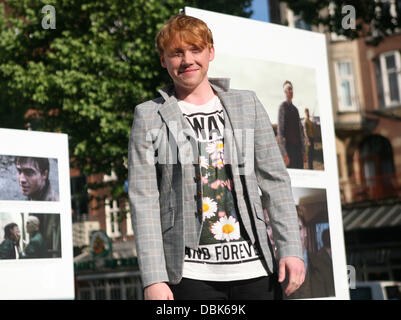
<box><xmin>211</xmin><ymin>84</ymin><xmax>245</xmax><ymax>172</ymax></box>
<box><xmin>157</xmin><ymin>86</ymin><xmax>200</xmax><ymax>249</ymax></box>
<box><xmin>158</xmin><ymin>87</ymin><xmax>193</xmax><ymax>142</ymax></box>
<box><xmin>157</xmin><ymin>85</ymin><xmax>199</xmax><ymax>165</ymax></box>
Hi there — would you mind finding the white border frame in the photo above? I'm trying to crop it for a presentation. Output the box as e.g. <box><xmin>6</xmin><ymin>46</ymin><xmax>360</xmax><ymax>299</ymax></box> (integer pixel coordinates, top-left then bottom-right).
<box><xmin>0</xmin><ymin>128</ymin><xmax>74</xmax><ymax>300</ymax></box>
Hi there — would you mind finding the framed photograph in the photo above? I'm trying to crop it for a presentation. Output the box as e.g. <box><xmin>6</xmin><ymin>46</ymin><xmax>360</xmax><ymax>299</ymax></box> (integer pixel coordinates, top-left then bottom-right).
<box><xmin>185</xmin><ymin>7</ymin><xmax>348</xmax><ymax>299</ymax></box>
<box><xmin>0</xmin><ymin>128</ymin><xmax>74</xmax><ymax>299</ymax></box>
<box><xmin>213</xmin><ymin>55</ymin><xmax>323</xmax><ymax>171</ymax></box>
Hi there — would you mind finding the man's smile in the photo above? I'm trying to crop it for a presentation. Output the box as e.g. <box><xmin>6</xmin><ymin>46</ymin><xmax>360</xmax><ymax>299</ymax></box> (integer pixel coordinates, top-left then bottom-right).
<box><xmin>179</xmin><ymin>68</ymin><xmax>199</xmax><ymax>75</ymax></box>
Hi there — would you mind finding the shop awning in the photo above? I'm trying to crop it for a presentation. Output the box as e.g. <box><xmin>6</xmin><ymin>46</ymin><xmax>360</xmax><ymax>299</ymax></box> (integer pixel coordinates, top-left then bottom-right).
<box><xmin>342</xmin><ymin>203</ymin><xmax>401</xmax><ymax>231</ymax></box>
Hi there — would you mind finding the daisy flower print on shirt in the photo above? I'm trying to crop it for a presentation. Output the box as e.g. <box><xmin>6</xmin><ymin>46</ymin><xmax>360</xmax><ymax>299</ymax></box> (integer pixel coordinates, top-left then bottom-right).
<box><xmin>202</xmin><ymin>197</ymin><xmax>217</xmax><ymax>221</ymax></box>
<box><xmin>211</xmin><ymin>216</ymin><xmax>241</xmax><ymax>242</ymax></box>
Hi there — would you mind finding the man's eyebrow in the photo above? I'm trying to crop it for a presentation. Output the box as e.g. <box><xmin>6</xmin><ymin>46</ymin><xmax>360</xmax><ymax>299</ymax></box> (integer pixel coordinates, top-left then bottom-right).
<box><xmin>169</xmin><ymin>46</ymin><xmax>183</xmax><ymax>51</ymax></box>
<box><xmin>170</xmin><ymin>44</ymin><xmax>201</xmax><ymax>52</ymax></box>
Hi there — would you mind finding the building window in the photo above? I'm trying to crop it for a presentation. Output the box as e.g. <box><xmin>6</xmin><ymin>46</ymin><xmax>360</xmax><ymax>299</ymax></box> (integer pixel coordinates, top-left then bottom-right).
<box><xmin>376</xmin><ymin>51</ymin><xmax>401</xmax><ymax>108</ymax></box>
<box><xmin>359</xmin><ymin>135</ymin><xmax>396</xmax><ymax>200</ymax></box>
<box><xmin>335</xmin><ymin>61</ymin><xmax>357</xmax><ymax>111</ymax></box>
<box><xmin>71</xmin><ymin>176</ymin><xmax>88</xmax><ymax>222</ymax></box>
<box><xmin>105</xmin><ymin>199</ymin><xmax>121</xmax><ymax>238</ymax></box>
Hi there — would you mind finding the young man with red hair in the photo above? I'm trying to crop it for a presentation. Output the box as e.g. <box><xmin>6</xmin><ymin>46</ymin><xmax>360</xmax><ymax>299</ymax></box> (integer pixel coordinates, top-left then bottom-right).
<box><xmin>128</xmin><ymin>14</ymin><xmax>305</xmax><ymax>300</ymax></box>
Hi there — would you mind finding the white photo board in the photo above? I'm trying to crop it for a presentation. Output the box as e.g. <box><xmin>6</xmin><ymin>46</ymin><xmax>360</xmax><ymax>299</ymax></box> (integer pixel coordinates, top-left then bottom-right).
<box><xmin>185</xmin><ymin>6</ymin><xmax>349</xmax><ymax>300</ymax></box>
<box><xmin>0</xmin><ymin>128</ymin><xmax>74</xmax><ymax>299</ymax></box>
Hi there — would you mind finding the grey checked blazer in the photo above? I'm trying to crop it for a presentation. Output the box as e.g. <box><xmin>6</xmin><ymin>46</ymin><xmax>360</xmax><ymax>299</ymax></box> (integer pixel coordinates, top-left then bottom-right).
<box><xmin>128</xmin><ymin>78</ymin><xmax>303</xmax><ymax>288</ymax></box>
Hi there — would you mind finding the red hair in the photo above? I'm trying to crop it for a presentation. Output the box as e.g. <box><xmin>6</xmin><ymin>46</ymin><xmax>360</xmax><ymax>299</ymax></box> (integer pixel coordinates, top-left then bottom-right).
<box><xmin>156</xmin><ymin>14</ymin><xmax>214</xmax><ymax>55</ymax></box>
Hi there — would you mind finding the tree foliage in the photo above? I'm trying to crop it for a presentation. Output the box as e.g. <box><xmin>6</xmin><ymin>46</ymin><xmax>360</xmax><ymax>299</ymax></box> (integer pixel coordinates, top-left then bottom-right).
<box><xmin>281</xmin><ymin>0</ymin><xmax>401</xmax><ymax>44</ymax></box>
<box><xmin>0</xmin><ymin>0</ymin><xmax>252</xmax><ymax>198</ymax></box>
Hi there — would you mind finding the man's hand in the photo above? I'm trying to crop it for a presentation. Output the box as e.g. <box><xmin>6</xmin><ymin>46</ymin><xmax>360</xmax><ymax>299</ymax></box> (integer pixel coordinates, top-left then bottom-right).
<box><xmin>278</xmin><ymin>256</ymin><xmax>305</xmax><ymax>296</ymax></box>
<box><xmin>283</xmin><ymin>154</ymin><xmax>290</xmax><ymax>166</ymax></box>
<box><xmin>144</xmin><ymin>282</ymin><xmax>174</xmax><ymax>300</ymax></box>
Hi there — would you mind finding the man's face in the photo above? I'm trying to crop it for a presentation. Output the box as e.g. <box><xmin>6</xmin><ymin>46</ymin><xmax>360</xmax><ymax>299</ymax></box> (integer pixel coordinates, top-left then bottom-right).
<box><xmin>284</xmin><ymin>85</ymin><xmax>293</xmax><ymax>101</ymax></box>
<box><xmin>160</xmin><ymin>38</ymin><xmax>215</xmax><ymax>91</ymax></box>
<box><xmin>26</xmin><ymin>222</ymin><xmax>34</xmax><ymax>234</ymax></box>
<box><xmin>16</xmin><ymin>161</ymin><xmax>47</xmax><ymax>198</ymax></box>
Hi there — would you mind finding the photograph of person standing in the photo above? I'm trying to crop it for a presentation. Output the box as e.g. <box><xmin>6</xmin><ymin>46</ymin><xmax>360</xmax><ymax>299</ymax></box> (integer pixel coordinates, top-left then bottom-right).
<box><xmin>277</xmin><ymin>80</ymin><xmax>307</xmax><ymax>169</ymax></box>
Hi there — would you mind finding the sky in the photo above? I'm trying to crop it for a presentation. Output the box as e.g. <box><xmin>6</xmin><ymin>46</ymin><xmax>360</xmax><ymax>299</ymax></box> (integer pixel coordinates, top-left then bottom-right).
<box><xmin>250</xmin><ymin>0</ymin><xmax>270</xmax><ymax>22</ymax></box>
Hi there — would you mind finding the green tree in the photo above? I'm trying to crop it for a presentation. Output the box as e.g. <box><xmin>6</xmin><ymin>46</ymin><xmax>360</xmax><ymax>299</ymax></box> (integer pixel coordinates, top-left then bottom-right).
<box><xmin>281</xmin><ymin>0</ymin><xmax>401</xmax><ymax>44</ymax></box>
<box><xmin>0</xmin><ymin>0</ymin><xmax>252</xmax><ymax>200</ymax></box>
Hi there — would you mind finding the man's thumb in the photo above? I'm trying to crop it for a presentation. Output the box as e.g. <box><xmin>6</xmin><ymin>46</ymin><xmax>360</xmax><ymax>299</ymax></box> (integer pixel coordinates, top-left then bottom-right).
<box><xmin>278</xmin><ymin>260</ymin><xmax>285</xmax><ymax>283</ymax></box>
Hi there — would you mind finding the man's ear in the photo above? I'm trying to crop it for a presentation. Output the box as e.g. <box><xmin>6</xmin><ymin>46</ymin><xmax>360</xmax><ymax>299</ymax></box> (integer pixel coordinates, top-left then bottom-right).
<box><xmin>209</xmin><ymin>46</ymin><xmax>215</xmax><ymax>62</ymax></box>
<box><xmin>160</xmin><ymin>54</ymin><xmax>166</xmax><ymax>68</ymax></box>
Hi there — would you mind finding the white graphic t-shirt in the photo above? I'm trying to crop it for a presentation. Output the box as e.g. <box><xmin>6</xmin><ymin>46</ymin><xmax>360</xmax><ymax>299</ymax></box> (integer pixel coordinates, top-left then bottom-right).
<box><xmin>177</xmin><ymin>95</ymin><xmax>268</xmax><ymax>281</ymax></box>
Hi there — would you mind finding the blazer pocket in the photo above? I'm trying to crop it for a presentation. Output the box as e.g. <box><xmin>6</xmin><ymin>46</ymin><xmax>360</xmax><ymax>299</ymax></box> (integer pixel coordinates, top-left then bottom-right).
<box><xmin>160</xmin><ymin>207</ymin><xmax>175</xmax><ymax>233</ymax></box>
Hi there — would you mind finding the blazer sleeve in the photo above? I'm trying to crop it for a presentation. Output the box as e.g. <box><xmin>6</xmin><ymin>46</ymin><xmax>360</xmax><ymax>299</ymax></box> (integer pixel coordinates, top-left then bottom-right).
<box><xmin>128</xmin><ymin>104</ymin><xmax>169</xmax><ymax>288</ymax></box>
<box><xmin>252</xmin><ymin>93</ymin><xmax>303</xmax><ymax>261</ymax></box>
<box><xmin>277</xmin><ymin>102</ymin><xmax>288</xmax><ymax>156</ymax></box>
